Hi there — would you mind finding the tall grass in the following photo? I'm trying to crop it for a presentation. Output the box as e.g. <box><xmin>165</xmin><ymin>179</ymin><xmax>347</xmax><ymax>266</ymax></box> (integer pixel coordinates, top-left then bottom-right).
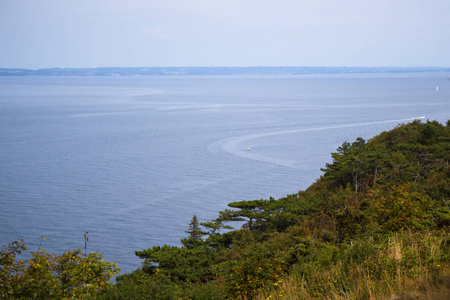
<box><xmin>256</xmin><ymin>231</ymin><xmax>449</xmax><ymax>300</ymax></box>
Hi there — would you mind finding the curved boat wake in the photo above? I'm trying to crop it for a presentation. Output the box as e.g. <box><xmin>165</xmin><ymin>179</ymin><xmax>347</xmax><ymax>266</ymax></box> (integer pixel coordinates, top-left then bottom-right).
<box><xmin>208</xmin><ymin>116</ymin><xmax>425</xmax><ymax>167</ymax></box>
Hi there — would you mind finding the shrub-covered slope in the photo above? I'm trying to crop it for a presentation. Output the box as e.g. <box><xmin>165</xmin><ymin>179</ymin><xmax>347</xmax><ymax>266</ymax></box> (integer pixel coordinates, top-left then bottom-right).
<box><xmin>100</xmin><ymin>119</ymin><xmax>449</xmax><ymax>300</ymax></box>
<box><xmin>5</xmin><ymin>120</ymin><xmax>447</xmax><ymax>299</ymax></box>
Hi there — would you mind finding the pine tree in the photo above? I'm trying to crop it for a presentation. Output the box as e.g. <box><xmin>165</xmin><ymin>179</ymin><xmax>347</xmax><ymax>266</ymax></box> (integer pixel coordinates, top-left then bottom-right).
<box><xmin>181</xmin><ymin>214</ymin><xmax>206</xmax><ymax>249</ymax></box>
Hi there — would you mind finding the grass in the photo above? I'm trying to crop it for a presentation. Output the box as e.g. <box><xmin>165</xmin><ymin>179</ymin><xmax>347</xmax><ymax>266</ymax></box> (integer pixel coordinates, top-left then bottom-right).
<box><xmin>255</xmin><ymin>231</ymin><xmax>449</xmax><ymax>300</ymax></box>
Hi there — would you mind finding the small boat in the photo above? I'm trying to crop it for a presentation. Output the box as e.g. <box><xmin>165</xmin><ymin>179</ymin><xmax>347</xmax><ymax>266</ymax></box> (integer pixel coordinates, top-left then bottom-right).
<box><xmin>245</xmin><ymin>147</ymin><xmax>251</xmax><ymax>151</ymax></box>
<box><xmin>436</xmin><ymin>86</ymin><xmax>439</xmax><ymax>92</ymax></box>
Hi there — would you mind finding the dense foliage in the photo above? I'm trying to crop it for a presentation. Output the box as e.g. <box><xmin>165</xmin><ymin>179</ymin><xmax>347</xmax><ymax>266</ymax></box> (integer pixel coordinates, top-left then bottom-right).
<box><xmin>2</xmin><ymin>120</ymin><xmax>449</xmax><ymax>299</ymax></box>
<box><xmin>98</xmin><ymin>119</ymin><xmax>448</xmax><ymax>299</ymax></box>
<box><xmin>0</xmin><ymin>234</ymin><xmax>119</xmax><ymax>299</ymax></box>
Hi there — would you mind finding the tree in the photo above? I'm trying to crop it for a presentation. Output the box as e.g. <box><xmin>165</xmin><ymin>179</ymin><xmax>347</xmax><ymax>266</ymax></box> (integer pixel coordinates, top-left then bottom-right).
<box><xmin>135</xmin><ymin>245</ymin><xmax>214</xmax><ymax>283</ymax></box>
<box><xmin>181</xmin><ymin>214</ymin><xmax>206</xmax><ymax>249</ymax></box>
<box><xmin>201</xmin><ymin>218</ymin><xmax>233</xmax><ymax>236</ymax></box>
<box><xmin>220</xmin><ymin>198</ymin><xmax>282</xmax><ymax>231</ymax></box>
<box><xmin>321</xmin><ymin>137</ymin><xmax>367</xmax><ymax>195</ymax></box>
<box><xmin>0</xmin><ymin>237</ymin><xmax>119</xmax><ymax>299</ymax></box>
<box><xmin>135</xmin><ymin>215</ymin><xmax>214</xmax><ymax>284</ymax></box>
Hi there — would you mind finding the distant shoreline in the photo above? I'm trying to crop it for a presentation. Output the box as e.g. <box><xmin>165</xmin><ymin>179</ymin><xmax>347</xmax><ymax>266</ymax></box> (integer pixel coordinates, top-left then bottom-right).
<box><xmin>1</xmin><ymin>66</ymin><xmax>450</xmax><ymax>76</ymax></box>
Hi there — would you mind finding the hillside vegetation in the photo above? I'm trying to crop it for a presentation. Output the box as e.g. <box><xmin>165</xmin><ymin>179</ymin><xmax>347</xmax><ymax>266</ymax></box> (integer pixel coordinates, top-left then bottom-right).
<box><xmin>2</xmin><ymin>119</ymin><xmax>449</xmax><ymax>299</ymax></box>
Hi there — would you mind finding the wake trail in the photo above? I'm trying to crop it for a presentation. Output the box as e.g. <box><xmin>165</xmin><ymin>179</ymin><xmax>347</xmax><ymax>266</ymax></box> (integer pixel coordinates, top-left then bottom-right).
<box><xmin>210</xmin><ymin>116</ymin><xmax>425</xmax><ymax>166</ymax></box>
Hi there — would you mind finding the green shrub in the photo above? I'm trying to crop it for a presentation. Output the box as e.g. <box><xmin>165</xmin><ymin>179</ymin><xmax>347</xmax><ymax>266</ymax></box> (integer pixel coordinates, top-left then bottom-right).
<box><xmin>0</xmin><ymin>236</ymin><xmax>119</xmax><ymax>299</ymax></box>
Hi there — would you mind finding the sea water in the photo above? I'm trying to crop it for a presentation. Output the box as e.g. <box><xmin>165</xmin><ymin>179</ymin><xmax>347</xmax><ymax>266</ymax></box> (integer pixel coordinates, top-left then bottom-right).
<box><xmin>0</xmin><ymin>74</ymin><xmax>448</xmax><ymax>274</ymax></box>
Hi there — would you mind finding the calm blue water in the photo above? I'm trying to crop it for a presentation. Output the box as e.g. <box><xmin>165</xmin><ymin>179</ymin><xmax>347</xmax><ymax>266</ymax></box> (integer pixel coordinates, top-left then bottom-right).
<box><xmin>0</xmin><ymin>74</ymin><xmax>449</xmax><ymax>274</ymax></box>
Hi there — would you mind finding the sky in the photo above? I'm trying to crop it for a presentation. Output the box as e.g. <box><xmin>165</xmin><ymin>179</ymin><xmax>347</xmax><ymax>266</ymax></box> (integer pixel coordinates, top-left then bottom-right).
<box><xmin>1</xmin><ymin>0</ymin><xmax>449</xmax><ymax>69</ymax></box>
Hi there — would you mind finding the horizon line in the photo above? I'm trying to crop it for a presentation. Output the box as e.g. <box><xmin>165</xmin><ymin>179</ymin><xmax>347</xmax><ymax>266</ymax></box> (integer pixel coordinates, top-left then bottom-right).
<box><xmin>2</xmin><ymin>66</ymin><xmax>450</xmax><ymax>71</ymax></box>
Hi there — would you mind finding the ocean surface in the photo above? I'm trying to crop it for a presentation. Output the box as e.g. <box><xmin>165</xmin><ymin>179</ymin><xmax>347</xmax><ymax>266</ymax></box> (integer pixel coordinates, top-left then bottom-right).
<box><xmin>1</xmin><ymin>74</ymin><xmax>449</xmax><ymax>275</ymax></box>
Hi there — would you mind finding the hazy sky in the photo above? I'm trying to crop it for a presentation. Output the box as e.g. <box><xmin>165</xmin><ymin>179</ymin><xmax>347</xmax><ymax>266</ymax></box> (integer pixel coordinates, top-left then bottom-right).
<box><xmin>1</xmin><ymin>0</ymin><xmax>449</xmax><ymax>69</ymax></box>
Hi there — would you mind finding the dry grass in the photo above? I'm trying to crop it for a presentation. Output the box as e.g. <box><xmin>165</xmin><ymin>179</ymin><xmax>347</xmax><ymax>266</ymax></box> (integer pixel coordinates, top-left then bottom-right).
<box><xmin>389</xmin><ymin>273</ymin><xmax>450</xmax><ymax>300</ymax></box>
<box><xmin>255</xmin><ymin>232</ymin><xmax>449</xmax><ymax>300</ymax></box>
<box><xmin>257</xmin><ymin>268</ymin><xmax>449</xmax><ymax>300</ymax></box>
<box><xmin>388</xmin><ymin>234</ymin><xmax>403</xmax><ymax>262</ymax></box>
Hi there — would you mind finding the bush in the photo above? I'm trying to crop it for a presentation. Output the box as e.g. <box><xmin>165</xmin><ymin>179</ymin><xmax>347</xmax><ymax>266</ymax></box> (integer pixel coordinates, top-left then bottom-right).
<box><xmin>0</xmin><ymin>236</ymin><xmax>119</xmax><ymax>299</ymax></box>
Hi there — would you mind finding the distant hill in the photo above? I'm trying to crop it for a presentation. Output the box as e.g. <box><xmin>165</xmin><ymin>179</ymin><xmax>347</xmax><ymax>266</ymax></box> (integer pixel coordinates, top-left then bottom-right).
<box><xmin>1</xmin><ymin>66</ymin><xmax>450</xmax><ymax>76</ymax></box>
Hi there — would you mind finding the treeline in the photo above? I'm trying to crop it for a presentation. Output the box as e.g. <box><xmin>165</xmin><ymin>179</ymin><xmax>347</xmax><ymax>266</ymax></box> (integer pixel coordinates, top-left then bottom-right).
<box><xmin>2</xmin><ymin>66</ymin><xmax>450</xmax><ymax>76</ymax></box>
<box><xmin>2</xmin><ymin>119</ymin><xmax>449</xmax><ymax>299</ymax></box>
